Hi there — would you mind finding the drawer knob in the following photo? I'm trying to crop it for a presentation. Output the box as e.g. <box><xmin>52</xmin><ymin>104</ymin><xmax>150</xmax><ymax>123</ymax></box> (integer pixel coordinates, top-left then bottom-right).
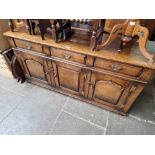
<box><xmin>26</xmin><ymin>43</ymin><xmax>32</xmax><ymax>50</ymax></box>
<box><xmin>130</xmin><ymin>85</ymin><xmax>137</xmax><ymax>93</ymax></box>
<box><xmin>111</xmin><ymin>64</ymin><xmax>122</xmax><ymax>71</ymax></box>
<box><xmin>64</xmin><ymin>54</ymin><xmax>71</xmax><ymax>60</ymax></box>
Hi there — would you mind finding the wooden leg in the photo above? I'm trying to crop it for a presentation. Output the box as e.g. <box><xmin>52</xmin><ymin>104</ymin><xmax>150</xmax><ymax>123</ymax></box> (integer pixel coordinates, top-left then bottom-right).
<box><xmin>25</xmin><ymin>19</ymin><xmax>31</xmax><ymax>34</ymax></box>
<box><xmin>90</xmin><ymin>19</ymin><xmax>100</xmax><ymax>50</ymax></box>
<box><xmin>52</xmin><ymin>26</ymin><xmax>57</xmax><ymax>42</ymax></box>
<box><xmin>50</xmin><ymin>20</ymin><xmax>57</xmax><ymax>42</ymax></box>
<box><xmin>41</xmin><ymin>31</ymin><xmax>45</xmax><ymax>40</ymax></box>
<box><xmin>31</xmin><ymin>22</ymin><xmax>36</xmax><ymax>35</ymax></box>
<box><xmin>97</xmin><ymin>19</ymin><xmax>106</xmax><ymax>45</ymax></box>
<box><xmin>139</xmin><ymin>37</ymin><xmax>154</xmax><ymax>63</ymax></box>
<box><xmin>39</xmin><ymin>27</ymin><xmax>46</xmax><ymax>40</ymax></box>
<box><xmin>8</xmin><ymin>19</ymin><xmax>14</xmax><ymax>32</ymax></box>
<box><xmin>118</xmin><ymin>41</ymin><xmax>124</xmax><ymax>51</ymax></box>
<box><xmin>90</xmin><ymin>31</ymin><xmax>97</xmax><ymax>50</ymax></box>
<box><xmin>63</xmin><ymin>21</ymin><xmax>72</xmax><ymax>40</ymax></box>
<box><xmin>132</xmin><ymin>22</ymin><xmax>155</xmax><ymax>63</ymax></box>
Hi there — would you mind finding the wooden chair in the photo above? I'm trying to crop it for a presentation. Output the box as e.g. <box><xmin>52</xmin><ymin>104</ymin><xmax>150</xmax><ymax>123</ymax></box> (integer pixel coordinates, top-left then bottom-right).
<box><xmin>25</xmin><ymin>19</ymin><xmax>72</xmax><ymax>41</ymax></box>
<box><xmin>96</xmin><ymin>19</ymin><xmax>155</xmax><ymax>63</ymax></box>
<box><xmin>51</xmin><ymin>19</ymin><xmax>105</xmax><ymax>50</ymax></box>
<box><xmin>8</xmin><ymin>19</ymin><xmax>24</xmax><ymax>32</ymax></box>
<box><xmin>50</xmin><ymin>19</ymin><xmax>72</xmax><ymax>42</ymax></box>
<box><xmin>25</xmin><ymin>19</ymin><xmax>52</xmax><ymax>40</ymax></box>
<box><xmin>9</xmin><ymin>19</ymin><xmax>105</xmax><ymax>50</ymax></box>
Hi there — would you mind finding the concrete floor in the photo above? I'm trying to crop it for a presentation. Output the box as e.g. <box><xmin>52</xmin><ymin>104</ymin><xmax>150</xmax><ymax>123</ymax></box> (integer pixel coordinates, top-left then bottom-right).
<box><xmin>0</xmin><ymin>68</ymin><xmax>155</xmax><ymax>135</ymax></box>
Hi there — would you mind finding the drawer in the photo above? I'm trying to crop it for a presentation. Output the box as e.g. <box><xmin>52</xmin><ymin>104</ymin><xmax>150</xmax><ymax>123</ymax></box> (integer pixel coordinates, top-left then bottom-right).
<box><xmin>51</xmin><ymin>47</ymin><xmax>86</xmax><ymax>64</ymax></box>
<box><xmin>94</xmin><ymin>58</ymin><xmax>143</xmax><ymax>77</ymax></box>
<box><xmin>14</xmin><ymin>39</ymin><xmax>50</xmax><ymax>55</ymax></box>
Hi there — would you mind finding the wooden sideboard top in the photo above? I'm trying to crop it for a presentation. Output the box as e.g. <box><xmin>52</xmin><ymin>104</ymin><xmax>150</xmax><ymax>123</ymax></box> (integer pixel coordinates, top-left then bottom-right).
<box><xmin>3</xmin><ymin>29</ymin><xmax>155</xmax><ymax>69</ymax></box>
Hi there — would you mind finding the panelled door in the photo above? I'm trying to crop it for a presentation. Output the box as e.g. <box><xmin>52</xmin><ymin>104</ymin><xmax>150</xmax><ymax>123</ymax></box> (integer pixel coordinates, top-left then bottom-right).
<box><xmin>14</xmin><ymin>50</ymin><xmax>55</xmax><ymax>86</ymax></box>
<box><xmin>50</xmin><ymin>61</ymin><xmax>90</xmax><ymax>97</ymax></box>
<box><xmin>87</xmin><ymin>71</ymin><xmax>133</xmax><ymax>109</ymax></box>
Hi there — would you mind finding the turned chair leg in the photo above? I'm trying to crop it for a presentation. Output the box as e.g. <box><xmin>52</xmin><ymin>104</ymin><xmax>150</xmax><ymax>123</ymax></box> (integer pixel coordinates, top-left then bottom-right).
<box><xmin>17</xmin><ymin>19</ymin><xmax>20</xmax><ymax>23</ymax></box>
<box><xmin>50</xmin><ymin>20</ymin><xmax>57</xmax><ymax>42</ymax></box>
<box><xmin>8</xmin><ymin>19</ymin><xmax>14</xmax><ymax>32</ymax></box>
<box><xmin>118</xmin><ymin>41</ymin><xmax>124</xmax><ymax>51</ymax></box>
<box><xmin>31</xmin><ymin>22</ymin><xmax>36</xmax><ymax>35</ymax></box>
<box><xmin>25</xmin><ymin>19</ymin><xmax>31</xmax><ymax>34</ymax></box>
<box><xmin>90</xmin><ymin>19</ymin><xmax>100</xmax><ymax>50</ymax></box>
<box><xmin>90</xmin><ymin>31</ymin><xmax>97</xmax><ymax>50</ymax></box>
<box><xmin>39</xmin><ymin>27</ymin><xmax>46</xmax><ymax>40</ymax></box>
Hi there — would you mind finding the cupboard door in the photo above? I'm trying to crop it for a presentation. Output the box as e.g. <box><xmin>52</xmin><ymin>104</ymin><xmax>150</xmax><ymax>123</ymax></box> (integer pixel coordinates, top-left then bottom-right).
<box><xmin>88</xmin><ymin>72</ymin><xmax>132</xmax><ymax>107</ymax></box>
<box><xmin>14</xmin><ymin>50</ymin><xmax>53</xmax><ymax>85</ymax></box>
<box><xmin>53</xmin><ymin>61</ymin><xmax>88</xmax><ymax>96</ymax></box>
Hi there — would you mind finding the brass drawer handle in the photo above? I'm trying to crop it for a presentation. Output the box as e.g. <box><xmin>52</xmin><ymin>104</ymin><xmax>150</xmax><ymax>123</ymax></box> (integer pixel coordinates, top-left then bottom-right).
<box><xmin>26</xmin><ymin>43</ymin><xmax>32</xmax><ymax>50</ymax></box>
<box><xmin>130</xmin><ymin>85</ymin><xmax>137</xmax><ymax>93</ymax></box>
<box><xmin>64</xmin><ymin>54</ymin><xmax>71</xmax><ymax>60</ymax></box>
<box><xmin>111</xmin><ymin>64</ymin><xmax>122</xmax><ymax>71</ymax></box>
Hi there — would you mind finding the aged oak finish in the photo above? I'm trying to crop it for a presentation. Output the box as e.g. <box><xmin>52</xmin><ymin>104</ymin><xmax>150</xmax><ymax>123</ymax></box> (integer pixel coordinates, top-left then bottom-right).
<box><xmin>3</xmin><ymin>28</ymin><xmax>155</xmax><ymax>115</ymax></box>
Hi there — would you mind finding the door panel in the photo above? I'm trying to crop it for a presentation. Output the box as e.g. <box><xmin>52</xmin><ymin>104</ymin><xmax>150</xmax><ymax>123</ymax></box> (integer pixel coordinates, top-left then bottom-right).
<box><xmin>54</xmin><ymin>62</ymin><xmax>87</xmax><ymax>96</ymax></box>
<box><xmin>88</xmin><ymin>72</ymin><xmax>131</xmax><ymax>107</ymax></box>
<box><xmin>94</xmin><ymin>80</ymin><xmax>123</xmax><ymax>104</ymax></box>
<box><xmin>58</xmin><ymin>66</ymin><xmax>80</xmax><ymax>91</ymax></box>
<box><xmin>14</xmin><ymin>50</ymin><xmax>54</xmax><ymax>85</ymax></box>
<box><xmin>25</xmin><ymin>59</ymin><xmax>46</xmax><ymax>80</ymax></box>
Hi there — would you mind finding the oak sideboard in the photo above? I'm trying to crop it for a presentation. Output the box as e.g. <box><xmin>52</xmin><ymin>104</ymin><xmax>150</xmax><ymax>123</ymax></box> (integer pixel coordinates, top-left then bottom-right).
<box><xmin>2</xmin><ymin>29</ymin><xmax>155</xmax><ymax>115</ymax></box>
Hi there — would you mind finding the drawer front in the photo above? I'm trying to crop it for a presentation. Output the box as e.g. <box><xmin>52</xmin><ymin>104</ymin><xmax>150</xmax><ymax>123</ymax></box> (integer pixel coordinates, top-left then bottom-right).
<box><xmin>51</xmin><ymin>47</ymin><xmax>86</xmax><ymax>64</ymax></box>
<box><xmin>94</xmin><ymin>58</ymin><xmax>143</xmax><ymax>77</ymax></box>
<box><xmin>14</xmin><ymin>39</ymin><xmax>44</xmax><ymax>54</ymax></box>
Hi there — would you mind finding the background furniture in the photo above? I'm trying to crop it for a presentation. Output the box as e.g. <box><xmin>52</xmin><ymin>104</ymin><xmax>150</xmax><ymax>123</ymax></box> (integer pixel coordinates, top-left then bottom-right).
<box><xmin>104</xmin><ymin>19</ymin><xmax>126</xmax><ymax>33</ymax></box>
<box><xmin>0</xmin><ymin>20</ymin><xmax>10</xmax><ymax>52</ymax></box>
<box><xmin>97</xmin><ymin>19</ymin><xmax>155</xmax><ymax>63</ymax></box>
<box><xmin>9</xmin><ymin>19</ymin><xmax>105</xmax><ymax>50</ymax></box>
<box><xmin>62</xmin><ymin>19</ymin><xmax>105</xmax><ymax>50</ymax></box>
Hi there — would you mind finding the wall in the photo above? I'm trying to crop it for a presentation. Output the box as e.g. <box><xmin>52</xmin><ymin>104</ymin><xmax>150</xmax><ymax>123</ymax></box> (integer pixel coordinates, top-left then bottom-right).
<box><xmin>0</xmin><ymin>19</ymin><xmax>10</xmax><ymax>52</ymax></box>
